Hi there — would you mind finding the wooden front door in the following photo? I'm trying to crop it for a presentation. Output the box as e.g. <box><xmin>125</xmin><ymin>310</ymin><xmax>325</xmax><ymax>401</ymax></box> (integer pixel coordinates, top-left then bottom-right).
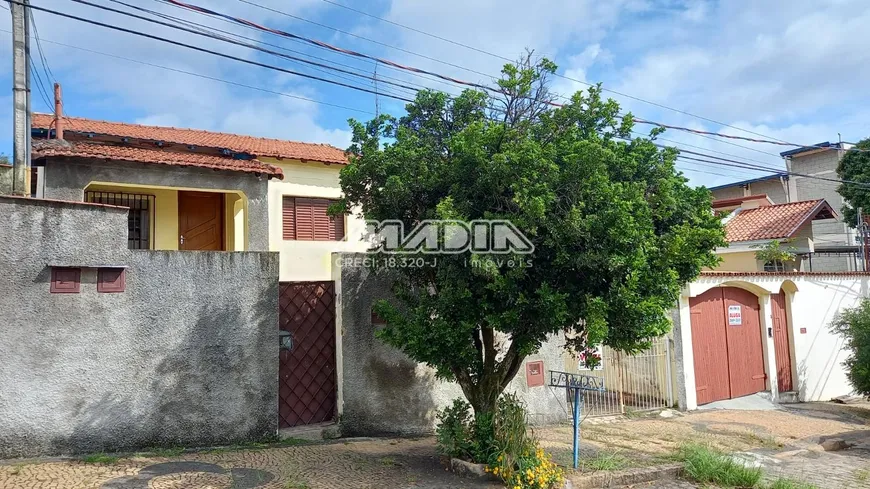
<box><xmin>178</xmin><ymin>191</ymin><xmax>224</xmax><ymax>251</ymax></box>
<box><xmin>771</xmin><ymin>290</ymin><xmax>794</xmax><ymax>392</ymax></box>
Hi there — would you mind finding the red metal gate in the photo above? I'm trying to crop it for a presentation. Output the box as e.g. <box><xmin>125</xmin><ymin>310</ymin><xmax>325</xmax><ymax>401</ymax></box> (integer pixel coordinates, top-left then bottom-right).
<box><xmin>689</xmin><ymin>287</ymin><xmax>766</xmax><ymax>405</ymax></box>
<box><xmin>771</xmin><ymin>290</ymin><xmax>793</xmax><ymax>392</ymax></box>
<box><xmin>278</xmin><ymin>281</ymin><xmax>337</xmax><ymax>428</ymax></box>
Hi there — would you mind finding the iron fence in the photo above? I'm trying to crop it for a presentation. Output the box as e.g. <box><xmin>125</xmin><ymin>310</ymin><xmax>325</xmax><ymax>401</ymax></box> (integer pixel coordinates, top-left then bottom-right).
<box><xmin>570</xmin><ymin>336</ymin><xmax>674</xmax><ymax>418</ymax></box>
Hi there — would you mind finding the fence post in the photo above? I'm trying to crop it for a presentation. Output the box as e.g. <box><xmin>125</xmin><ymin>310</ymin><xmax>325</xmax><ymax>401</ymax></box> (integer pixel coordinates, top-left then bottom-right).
<box><xmin>617</xmin><ymin>351</ymin><xmax>625</xmax><ymax>414</ymax></box>
<box><xmin>665</xmin><ymin>337</ymin><xmax>674</xmax><ymax>408</ymax></box>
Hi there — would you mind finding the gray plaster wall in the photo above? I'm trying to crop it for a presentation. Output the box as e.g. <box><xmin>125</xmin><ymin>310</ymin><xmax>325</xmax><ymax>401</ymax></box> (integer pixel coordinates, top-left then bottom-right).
<box><xmin>0</xmin><ymin>164</ymin><xmax>12</xmax><ymax>194</ymax></box>
<box><xmin>41</xmin><ymin>157</ymin><xmax>271</xmax><ymax>251</ymax></box>
<box><xmin>334</xmin><ymin>253</ymin><xmax>567</xmax><ymax>437</ymax></box>
<box><xmin>0</xmin><ymin>196</ymin><xmax>279</xmax><ymax>458</ymax></box>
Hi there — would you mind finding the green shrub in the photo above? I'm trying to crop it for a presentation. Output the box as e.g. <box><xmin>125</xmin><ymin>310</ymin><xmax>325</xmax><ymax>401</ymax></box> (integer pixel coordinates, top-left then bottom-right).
<box><xmin>832</xmin><ymin>299</ymin><xmax>870</xmax><ymax>396</ymax></box>
<box><xmin>435</xmin><ymin>394</ymin><xmax>563</xmax><ymax>488</ymax></box>
<box><xmin>435</xmin><ymin>398</ymin><xmax>475</xmax><ymax>460</ymax></box>
<box><xmin>678</xmin><ymin>444</ymin><xmax>761</xmax><ymax>487</ymax></box>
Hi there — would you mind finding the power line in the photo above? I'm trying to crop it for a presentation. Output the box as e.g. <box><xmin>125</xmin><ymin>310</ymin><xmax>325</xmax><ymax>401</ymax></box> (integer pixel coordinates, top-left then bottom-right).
<box><xmin>237</xmin><ymin>0</ymin><xmax>499</xmax><ymax>84</ymax></box>
<box><xmin>117</xmin><ymin>0</ymin><xmax>420</xmax><ymax>100</ymax></box>
<box><xmin>18</xmin><ymin>1</ymin><xmax>415</xmax><ymax>103</ymax></box>
<box><xmin>310</xmin><ymin>0</ymin><xmax>800</xmax><ymax>146</ymax></box>
<box><xmin>154</xmin><ymin>0</ymin><xmax>863</xmax><ymax>154</ymax></box>
<box><xmin>634</xmin><ymin>119</ymin><xmax>869</xmax><ymax>153</ymax></box>
<box><xmin>158</xmin><ymin>0</ymin><xmax>493</xmax><ymax>92</ymax></box>
<box><xmin>29</xmin><ymin>64</ymin><xmax>53</xmax><ymax>111</ymax></box>
<box><xmin>29</xmin><ymin>12</ymin><xmax>55</xmax><ymax>83</ymax></box>
<box><xmin>75</xmin><ymin>0</ymin><xmax>423</xmax><ymax>99</ymax></box>
<box><xmin>156</xmin><ymin>0</ymin><xmax>468</xmax><ymax>96</ymax></box>
<box><xmin>0</xmin><ymin>28</ymin><xmax>376</xmax><ymax>116</ymax></box>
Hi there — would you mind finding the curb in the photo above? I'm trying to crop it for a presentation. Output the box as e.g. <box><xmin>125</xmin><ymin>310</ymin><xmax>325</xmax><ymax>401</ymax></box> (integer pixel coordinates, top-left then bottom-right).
<box><xmin>567</xmin><ymin>463</ymin><xmax>684</xmax><ymax>489</ymax></box>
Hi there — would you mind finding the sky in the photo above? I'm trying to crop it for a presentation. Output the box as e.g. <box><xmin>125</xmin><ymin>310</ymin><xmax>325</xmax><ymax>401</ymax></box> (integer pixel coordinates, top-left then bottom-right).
<box><xmin>1</xmin><ymin>0</ymin><xmax>869</xmax><ymax>188</ymax></box>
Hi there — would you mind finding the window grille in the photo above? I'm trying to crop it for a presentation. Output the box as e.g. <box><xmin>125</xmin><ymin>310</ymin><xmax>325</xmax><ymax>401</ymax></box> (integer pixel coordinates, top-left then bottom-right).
<box><xmin>85</xmin><ymin>191</ymin><xmax>156</xmax><ymax>249</ymax></box>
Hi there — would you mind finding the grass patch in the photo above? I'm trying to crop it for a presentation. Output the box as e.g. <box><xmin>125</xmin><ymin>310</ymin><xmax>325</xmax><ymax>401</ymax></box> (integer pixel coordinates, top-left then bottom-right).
<box><xmin>855</xmin><ymin>468</ymin><xmax>869</xmax><ymax>481</ymax></box>
<box><xmin>80</xmin><ymin>453</ymin><xmax>121</xmax><ymax>465</ymax></box>
<box><xmin>379</xmin><ymin>456</ymin><xmax>400</xmax><ymax>467</ymax></box>
<box><xmin>677</xmin><ymin>444</ymin><xmax>761</xmax><ymax>488</ymax></box>
<box><xmin>740</xmin><ymin>432</ymin><xmax>783</xmax><ymax>450</ymax></box>
<box><xmin>582</xmin><ymin>451</ymin><xmax>630</xmax><ymax>472</ymax></box>
<box><xmin>138</xmin><ymin>446</ymin><xmax>185</xmax><ymax>458</ymax></box>
<box><xmin>766</xmin><ymin>478</ymin><xmax>819</xmax><ymax>489</ymax></box>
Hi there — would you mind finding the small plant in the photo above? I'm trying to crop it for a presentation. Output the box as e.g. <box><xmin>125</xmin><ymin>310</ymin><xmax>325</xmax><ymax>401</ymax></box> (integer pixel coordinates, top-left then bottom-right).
<box><xmin>435</xmin><ymin>398</ymin><xmax>475</xmax><ymax>460</ymax></box>
<box><xmin>677</xmin><ymin>444</ymin><xmax>761</xmax><ymax>487</ymax></box>
<box><xmin>80</xmin><ymin>453</ymin><xmax>120</xmax><ymax>464</ymax></box>
<box><xmin>582</xmin><ymin>451</ymin><xmax>629</xmax><ymax>471</ymax></box>
<box><xmin>767</xmin><ymin>478</ymin><xmax>819</xmax><ymax>489</ymax></box>
<box><xmin>379</xmin><ymin>456</ymin><xmax>399</xmax><ymax>467</ymax></box>
<box><xmin>752</xmin><ymin>239</ymin><xmax>797</xmax><ymax>272</ymax></box>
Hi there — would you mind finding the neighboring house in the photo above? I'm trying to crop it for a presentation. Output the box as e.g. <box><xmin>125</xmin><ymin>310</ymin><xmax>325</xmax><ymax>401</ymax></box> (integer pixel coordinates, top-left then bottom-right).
<box><xmin>710</xmin><ymin>194</ymin><xmax>838</xmax><ymax>272</ymax></box>
<box><xmin>709</xmin><ymin>172</ymin><xmax>792</xmax><ymax>204</ymax></box>
<box><xmin>707</xmin><ymin>142</ymin><xmax>857</xmax><ymax>271</ymax></box>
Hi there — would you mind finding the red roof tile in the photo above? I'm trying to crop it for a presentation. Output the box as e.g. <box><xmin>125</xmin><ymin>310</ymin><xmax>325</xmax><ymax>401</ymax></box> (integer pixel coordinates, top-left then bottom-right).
<box><xmin>724</xmin><ymin>199</ymin><xmax>836</xmax><ymax>242</ymax></box>
<box><xmin>32</xmin><ymin>140</ymin><xmax>284</xmax><ymax>178</ymax></box>
<box><xmin>32</xmin><ymin>113</ymin><xmax>349</xmax><ymax>165</ymax></box>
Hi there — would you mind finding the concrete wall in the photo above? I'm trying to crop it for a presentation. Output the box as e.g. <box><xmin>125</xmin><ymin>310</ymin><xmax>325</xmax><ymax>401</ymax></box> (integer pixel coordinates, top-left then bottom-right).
<box><xmin>789</xmin><ymin>150</ymin><xmax>854</xmax><ymax>271</ymax></box>
<box><xmin>41</xmin><ymin>157</ymin><xmax>270</xmax><ymax>251</ymax></box>
<box><xmin>265</xmin><ymin>159</ymin><xmax>368</xmax><ymax>281</ymax></box>
<box><xmin>0</xmin><ymin>164</ymin><xmax>12</xmax><ymax>194</ymax></box>
<box><xmin>0</xmin><ymin>196</ymin><xmax>279</xmax><ymax>458</ymax></box>
<box><xmin>334</xmin><ymin>253</ymin><xmax>567</xmax><ymax>436</ymax></box>
<box><xmin>674</xmin><ymin>273</ymin><xmax>866</xmax><ymax>410</ymax></box>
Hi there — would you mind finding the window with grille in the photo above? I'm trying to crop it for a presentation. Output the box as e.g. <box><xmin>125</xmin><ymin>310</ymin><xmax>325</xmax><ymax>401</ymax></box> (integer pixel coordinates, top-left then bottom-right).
<box><xmin>85</xmin><ymin>191</ymin><xmax>155</xmax><ymax>249</ymax></box>
<box><xmin>763</xmin><ymin>260</ymin><xmax>786</xmax><ymax>272</ymax></box>
<box><xmin>282</xmin><ymin>197</ymin><xmax>345</xmax><ymax>241</ymax></box>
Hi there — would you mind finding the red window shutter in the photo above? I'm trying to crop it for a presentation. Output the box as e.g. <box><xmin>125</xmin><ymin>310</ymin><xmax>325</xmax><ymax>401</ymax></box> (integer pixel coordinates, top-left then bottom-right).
<box><xmin>333</xmin><ymin>212</ymin><xmax>345</xmax><ymax>241</ymax></box>
<box><xmin>295</xmin><ymin>198</ymin><xmax>316</xmax><ymax>240</ymax></box>
<box><xmin>282</xmin><ymin>197</ymin><xmax>296</xmax><ymax>240</ymax></box>
<box><xmin>311</xmin><ymin>199</ymin><xmax>332</xmax><ymax>241</ymax></box>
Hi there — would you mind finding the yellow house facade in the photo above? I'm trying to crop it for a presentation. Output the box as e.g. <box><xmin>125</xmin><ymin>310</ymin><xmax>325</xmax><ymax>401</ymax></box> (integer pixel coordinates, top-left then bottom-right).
<box><xmin>263</xmin><ymin>157</ymin><xmax>368</xmax><ymax>282</ymax></box>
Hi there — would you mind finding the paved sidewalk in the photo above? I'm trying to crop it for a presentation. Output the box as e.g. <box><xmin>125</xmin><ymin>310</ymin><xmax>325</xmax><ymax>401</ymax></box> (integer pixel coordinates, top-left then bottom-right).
<box><xmin>0</xmin><ymin>437</ymin><xmax>500</xmax><ymax>489</ymax></box>
<box><xmin>2</xmin><ymin>402</ymin><xmax>869</xmax><ymax>488</ymax></box>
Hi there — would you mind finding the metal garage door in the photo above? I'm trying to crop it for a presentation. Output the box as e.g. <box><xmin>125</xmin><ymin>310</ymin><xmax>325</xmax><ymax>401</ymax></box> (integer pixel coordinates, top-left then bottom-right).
<box><xmin>689</xmin><ymin>287</ymin><xmax>766</xmax><ymax>405</ymax></box>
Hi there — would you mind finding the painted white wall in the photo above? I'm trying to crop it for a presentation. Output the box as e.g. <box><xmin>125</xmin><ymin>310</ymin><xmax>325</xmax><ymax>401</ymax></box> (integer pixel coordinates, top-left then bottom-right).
<box><xmin>265</xmin><ymin>158</ymin><xmax>368</xmax><ymax>282</ymax></box>
<box><xmin>676</xmin><ymin>273</ymin><xmax>867</xmax><ymax>409</ymax></box>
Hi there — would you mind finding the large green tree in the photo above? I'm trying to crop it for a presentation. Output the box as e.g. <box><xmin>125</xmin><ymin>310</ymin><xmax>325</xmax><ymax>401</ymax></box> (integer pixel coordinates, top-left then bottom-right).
<box><xmin>335</xmin><ymin>57</ymin><xmax>724</xmax><ymax>417</ymax></box>
<box><xmin>837</xmin><ymin>138</ymin><xmax>870</xmax><ymax>224</ymax></box>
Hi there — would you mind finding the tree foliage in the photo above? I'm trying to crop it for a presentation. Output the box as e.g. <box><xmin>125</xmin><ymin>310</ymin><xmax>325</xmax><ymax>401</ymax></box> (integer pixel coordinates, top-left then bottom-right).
<box><xmin>335</xmin><ymin>55</ymin><xmax>725</xmax><ymax>415</ymax></box>
<box><xmin>836</xmin><ymin>138</ymin><xmax>870</xmax><ymax>224</ymax></box>
<box><xmin>832</xmin><ymin>298</ymin><xmax>870</xmax><ymax>396</ymax></box>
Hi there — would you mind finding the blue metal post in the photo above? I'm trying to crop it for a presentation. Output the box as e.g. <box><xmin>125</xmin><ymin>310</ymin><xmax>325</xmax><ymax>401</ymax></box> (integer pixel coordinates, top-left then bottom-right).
<box><xmin>572</xmin><ymin>387</ymin><xmax>580</xmax><ymax>469</ymax></box>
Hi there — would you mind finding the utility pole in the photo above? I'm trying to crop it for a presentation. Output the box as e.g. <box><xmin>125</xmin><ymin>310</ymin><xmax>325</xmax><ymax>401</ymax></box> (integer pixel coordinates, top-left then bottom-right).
<box><xmin>859</xmin><ymin>207</ymin><xmax>866</xmax><ymax>272</ymax></box>
<box><xmin>10</xmin><ymin>0</ymin><xmax>32</xmax><ymax>196</ymax></box>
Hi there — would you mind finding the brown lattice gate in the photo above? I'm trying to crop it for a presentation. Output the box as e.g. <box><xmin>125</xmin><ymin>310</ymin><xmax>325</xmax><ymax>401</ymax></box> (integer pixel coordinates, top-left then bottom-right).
<box><xmin>278</xmin><ymin>281</ymin><xmax>337</xmax><ymax>428</ymax></box>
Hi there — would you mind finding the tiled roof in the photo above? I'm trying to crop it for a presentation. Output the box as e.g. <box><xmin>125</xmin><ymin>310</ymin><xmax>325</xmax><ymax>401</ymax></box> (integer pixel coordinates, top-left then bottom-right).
<box><xmin>724</xmin><ymin>199</ymin><xmax>836</xmax><ymax>242</ymax></box>
<box><xmin>32</xmin><ymin>113</ymin><xmax>349</xmax><ymax>164</ymax></box>
<box><xmin>701</xmin><ymin>271</ymin><xmax>870</xmax><ymax>277</ymax></box>
<box><xmin>32</xmin><ymin>140</ymin><xmax>284</xmax><ymax>178</ymax></box>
